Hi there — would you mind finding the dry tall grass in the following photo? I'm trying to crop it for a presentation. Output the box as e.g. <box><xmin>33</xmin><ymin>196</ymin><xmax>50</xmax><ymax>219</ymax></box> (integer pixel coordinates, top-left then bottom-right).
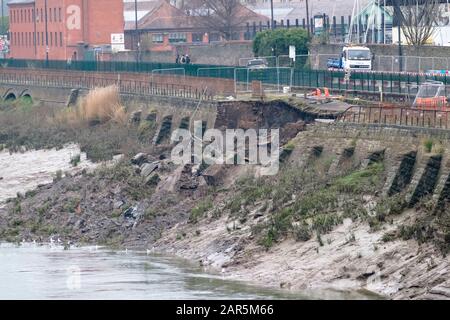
<box><xmin>56</xmin><ymin>85</ymin><xmax>127</xmax><ymax>127</ymax></box>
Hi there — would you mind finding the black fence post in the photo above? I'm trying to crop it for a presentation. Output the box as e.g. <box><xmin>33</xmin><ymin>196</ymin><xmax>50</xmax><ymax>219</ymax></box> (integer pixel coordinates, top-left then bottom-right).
<box><xmin>287</xmin><ymin>19</ymin><xmax>290</xmax><ymax>28</ymax></box>
<box><xmin>333</xmin><ymin>16</ymin><xmax>337</xmax><ymax>40</ymax></box>
<box><xmin>296</xmin><ymin>19</ymin><xmax>299</xmax><ymax>28</ymax></box>
<box><xmin>341</xmin><ymin>16</ymin><xmax>346</xmax><ymax>42</ymax></box>
<box><xmin>381</xmin><ymin>14</ymin><xmax>385</xmax><ymax>44</ymax></box>
<box><xmin>365</xmin><ymin>14</ymin><xmax>369</xmax><ymax>42</ymax></box>
<box><xmin>302</xmin><ymin>18</ymin><xmax>306</xmax><ymax>29</ymax></box>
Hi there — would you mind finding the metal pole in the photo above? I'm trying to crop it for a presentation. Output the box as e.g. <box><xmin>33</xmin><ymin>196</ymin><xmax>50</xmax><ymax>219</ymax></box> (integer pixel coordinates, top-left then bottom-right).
<box><xmin>1</xmin><ymin>0</ymin><xmax>4</xmax><ymax>35</ymax></box>
<box><xmin>45</xmin><ymin>0</ymin><xmax>49</xmax><ymax>65</ymax></box>
<box><xmin>306</xmin><ymin>0</ymin><xmax>310</xmax><ymax>36</ymax></box>
<box><xmin>394</xmin><ymin>1</ymin><xmax>402</xmax><ymax>72</ymax></box>
<box><xmin>270</xmin><ymin>0</ymin><xmax>274</xmax><ymax>29</ymax></box>
<box><xmin>135</xmin><ymin>0</ymin><xmax>139</xmax><ymax>64</ymax></box>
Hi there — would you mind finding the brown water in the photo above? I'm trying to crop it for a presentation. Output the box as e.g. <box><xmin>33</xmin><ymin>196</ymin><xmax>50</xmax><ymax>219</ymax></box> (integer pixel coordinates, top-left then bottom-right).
<box><xmin>0</xmin><ymin>244</ymin><xmax>378</xmax><ymax>300</ymax></box>
<box><xmin>0</xmin><ymin>144</ymin><xmax>98</xmax><ymax>203</ymax></box>
<box><xmin>0</xmin><ymin>146</ymin><xmax>378</xmax><ymax>300</ymax></box>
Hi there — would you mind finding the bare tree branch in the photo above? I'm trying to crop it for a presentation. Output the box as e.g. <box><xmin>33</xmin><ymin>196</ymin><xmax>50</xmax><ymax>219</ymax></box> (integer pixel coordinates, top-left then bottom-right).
<box><xmin>185</xmin><ymin>0</ymin><xmax>258</xmax><ymax>40</ymax></box>
<box><xmin>391</xmin><ymin>0</ymin><xmax>442</xmax><ymax>46</ymax></box>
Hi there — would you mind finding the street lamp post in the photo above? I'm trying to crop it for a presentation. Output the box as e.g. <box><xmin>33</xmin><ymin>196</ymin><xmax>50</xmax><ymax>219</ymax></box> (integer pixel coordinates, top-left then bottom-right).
<box><xmin>135</xmin><ymin>0</ymin><xmax>140</xmax><ymax>64</ymax></box>
<box><xmin>45</xmin><ymin>0</ymin><xmax>49</xmax><ymax>66</ymax></box>
<box><xmin>270</xmin><ymin>0</ymin><xmax>274</xmax><ymax>30</ymax></box>
<box><xmin>306</xmin><ymin>0</ymin><xmax>310</xmax><ymax>36</ymax></box>
<box><xmin>1</xmin><ymin>0</ymin><xmax>4</xmax><ymax>35</ymax></box>
<box><xmin>393</xmin><ymin>1</ymin><xmax>402</xmax><ymax>72</ymax></box>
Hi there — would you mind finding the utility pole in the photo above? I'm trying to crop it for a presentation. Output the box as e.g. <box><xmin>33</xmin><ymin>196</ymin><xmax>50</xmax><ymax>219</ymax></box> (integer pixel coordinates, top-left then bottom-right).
<box><xmin>135</xmin><ymin>0</ymin><xmax>139</xmax><ymax>64</ymax></box>
<box><xmin>306</xmin><ymin>0</ymin><xmax>310</xmax><ymax>36</ymax></box>
<box><xmin>270</xmin><ymin>0</ymin><xmax>274</xmax><ymax>29</ymax></box>
<box><xmin>45</xmin><ymin>0</ymin><xmax>49</xmax><ymax>66</ymax></box>
<box><xmin>1</xmin><ymin>0</ymin><xmax>4</xmax><ymax>35</ymax></box>
<box><xmin>393</xmin><ymin>1</ymin><xmax>402</xmax><ymax>72</ymax></box>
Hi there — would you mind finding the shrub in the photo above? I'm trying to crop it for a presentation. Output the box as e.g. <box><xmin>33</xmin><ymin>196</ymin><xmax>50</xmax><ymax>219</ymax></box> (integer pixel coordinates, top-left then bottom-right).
<box><xmin>70</xmin><ymin>154</ymin><xmax>81</xmax><ymax>167</ymax></box>
<box><xmin>294</xmin><ymin>224</ymin><xmax>312</xmax><ymax>242</ymax></box>
<box><xmin>58</xmin><ymin>86</ymin><xmax>126</xmax><ymax>126</ymax></box>
<box><xmin>423</xmin><ymin>139</ymin><xmax>434</xmax><ymax>153</ymax></box>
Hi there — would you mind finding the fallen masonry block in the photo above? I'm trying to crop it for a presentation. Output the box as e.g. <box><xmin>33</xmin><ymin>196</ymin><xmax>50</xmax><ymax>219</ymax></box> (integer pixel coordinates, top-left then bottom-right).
<box><xmin>132</xmin><ymin>153</ymin><xmax>148</xmax><ymax>166</ymax></box>
<box><xmin>203</xmin><ymin>165</ymin><xmax>226</xmax><ymax>186</ymax></box>
<box><xmin>130</xmin><ymin>110</ymin><xmax>142</xmax><ymax>124</ymax></box>
<box><xmin>140</xmin><ymin>161</ymin><xmax>160</xmax><ymax>178</ymax></box>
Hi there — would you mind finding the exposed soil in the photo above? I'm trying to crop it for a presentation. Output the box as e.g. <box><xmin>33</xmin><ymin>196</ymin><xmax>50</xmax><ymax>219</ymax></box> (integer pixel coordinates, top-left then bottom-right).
<box><xmin>0</xmin><ymin>99</ymin><xmax>449</xmax><ymax>300</ymax></box>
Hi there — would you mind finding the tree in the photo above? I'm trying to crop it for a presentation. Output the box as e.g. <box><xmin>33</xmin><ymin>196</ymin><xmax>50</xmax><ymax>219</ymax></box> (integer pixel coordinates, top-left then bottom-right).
<box><xmin>0</xmin><ymin>16</ymin><xmax>8</xmax><ymax>35</ymax></box>
<box><xmin>253</xmin><ymin>28</ymin><xmax>310</xmax><ymax>58</ymax></box>
<box><xmin>391</xmin><ymin>0</ymin><xmax>442</xmax><ymax>46</ymax></box>
<box><xmin>189</xmin><ymin>0</ymin><xmax>258</xmax><ymax>40</ymax></box>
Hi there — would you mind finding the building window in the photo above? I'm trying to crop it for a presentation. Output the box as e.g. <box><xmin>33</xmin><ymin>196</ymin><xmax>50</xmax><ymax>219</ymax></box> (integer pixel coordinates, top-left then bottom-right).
<box><xmin>37</xmin><ymin>32</ymin><xmax>39</xmax><ymax>46</ymax></box>
<box><xmin>54</xmin><ymin>32</ymin><xmax>57</xmax><ymax>46</ymax></box>
<box><xmin>168</xmin><ymin>33</ymin><xmax>187</xmax><ymax>43</ymax></box>
<box><xmin>209</xmin><ymin>33</ymin><xmax>221</xmax><ymax>42</ymax></box>
<box><xmin>41</xmin><ymin>9</ymin><xmax>43</xmax><ymax>23</ymax></box>
<box><xmin>192</xmin><ymin>33</ymin><xmax>204</xmax><ymax>43</ymax></box>
<box><xmin>49</xmin><ymin>8</ymin><xmax>52</xmax><ymax>22</ymax></box>
<box><xmin>59</xmin><ymin>8</ymin><xmax>62</xmax><ymax>22</ymax></box>
<box><xmin>60</xmin><ymin>32</ymin><xmax>63</xmax><ymax>46</ymax></box>
<box><xmin>50</xmin><ymin>32</ymin><xmax>52</xmax><ymax>46</ymax></box>
<box><xmin>152</xmin><ymin>34</ymin><xmax>164</xmax><ymax>43</ymax></box>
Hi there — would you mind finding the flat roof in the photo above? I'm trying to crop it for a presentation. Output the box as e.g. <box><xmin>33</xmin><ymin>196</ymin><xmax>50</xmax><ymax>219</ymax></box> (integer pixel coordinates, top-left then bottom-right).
<box><xmin>8</xmin><ymin>0</ymin><xmax>35</xmax><ymax>6</ymax></box>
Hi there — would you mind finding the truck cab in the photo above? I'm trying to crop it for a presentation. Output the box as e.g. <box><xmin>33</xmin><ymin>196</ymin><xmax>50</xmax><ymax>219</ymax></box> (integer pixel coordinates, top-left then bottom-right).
<box><xmin>341</xmin><ymin>46</ymin><xmax>372</xmax><ymax>71</ymax></box>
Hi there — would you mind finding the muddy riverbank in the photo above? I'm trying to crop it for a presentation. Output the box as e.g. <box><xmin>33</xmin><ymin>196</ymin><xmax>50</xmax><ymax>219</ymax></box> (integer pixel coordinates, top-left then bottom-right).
<box><xmin>0</xmin><ymin>134</ymin><xmax>448</xmax><ymax>300</ymax></box>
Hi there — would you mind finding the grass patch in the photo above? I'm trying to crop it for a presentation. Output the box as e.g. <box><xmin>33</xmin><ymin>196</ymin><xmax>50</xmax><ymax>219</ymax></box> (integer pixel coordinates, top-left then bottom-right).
<box><xmin>333</xmin><ymin>162</ymin><xmax>384</xmax><ymax>193</ymax></box>
<box><xmin>190</xmin><ymin>198</ymin><xmax>213</xmax><ymax>223</ymax></box>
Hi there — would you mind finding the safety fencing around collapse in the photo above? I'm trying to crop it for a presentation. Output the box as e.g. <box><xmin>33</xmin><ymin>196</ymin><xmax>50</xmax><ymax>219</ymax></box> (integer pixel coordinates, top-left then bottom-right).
<box><xmin>3</xmin><ymin>59</ymin><xmax>450</xmax><ymax>98</ymax></box>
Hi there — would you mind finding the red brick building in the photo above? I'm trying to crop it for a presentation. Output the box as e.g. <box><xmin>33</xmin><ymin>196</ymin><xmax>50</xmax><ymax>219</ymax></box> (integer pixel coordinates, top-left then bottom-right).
<box><xmin>125</xmin><ymin>0</ymin><xmax>266</xmax><ymax>52</ymax></box>
<box><xmin>8</xmin><ymin>0</ymin><xmax>124</xmax><ymax>60</ymax></box>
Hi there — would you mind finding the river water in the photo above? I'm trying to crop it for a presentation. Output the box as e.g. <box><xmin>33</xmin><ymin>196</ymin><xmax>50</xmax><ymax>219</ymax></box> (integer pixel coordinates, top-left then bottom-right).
<box><xmin>0</xmin><ymin>144</ymin><xmax>98</xmax><ymax>203</ymax></box>
<box><xmin>0</xmin><ymin>146</ymin><xmax>377</xmax><ymax>300</ymax></box>
<box><xmin>0</xmin><ymin>244</ymin><xmax>376</xmax><ymax>300</ymax></box>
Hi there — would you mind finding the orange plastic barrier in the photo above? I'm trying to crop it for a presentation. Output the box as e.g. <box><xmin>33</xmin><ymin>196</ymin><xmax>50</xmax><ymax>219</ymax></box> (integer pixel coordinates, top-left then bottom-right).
<box><xmin>416</xmin><ymin>96</ymin><xmax>447</xmax><ymax>110</ymax></box>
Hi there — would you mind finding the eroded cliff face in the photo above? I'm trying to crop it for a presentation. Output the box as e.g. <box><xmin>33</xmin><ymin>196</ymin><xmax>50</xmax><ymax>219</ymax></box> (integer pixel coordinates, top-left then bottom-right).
<box><xmin>153</xmin><ymin>124</ymin><xmax>450</xmax><ymax>300</ymax></box>
<box><xmin>1</xmin><ymin>123</ymin><xmax>449</xmax><ymax>299</ymax></box>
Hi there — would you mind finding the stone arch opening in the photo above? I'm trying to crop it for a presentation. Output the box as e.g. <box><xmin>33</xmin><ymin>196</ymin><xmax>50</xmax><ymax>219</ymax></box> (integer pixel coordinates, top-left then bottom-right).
<box><xmin>21</xmin><ymin>94</ymin><xmax>33</xmax><ymax>104</ymax></box>
<box><xmin>4</xmin><ymin>92</ymin><xmax>16</xmax><ymax>101</ymax></box>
